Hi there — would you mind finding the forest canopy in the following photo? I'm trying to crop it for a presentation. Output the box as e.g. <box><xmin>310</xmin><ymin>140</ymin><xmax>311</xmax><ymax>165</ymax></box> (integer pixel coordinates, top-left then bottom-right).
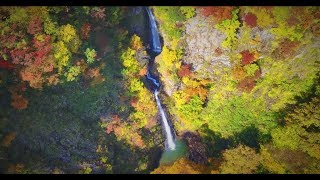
<box><xmin>0</xmin><ymin>6</ymin><xmax>319</xmax><ymax>174</ymax></box>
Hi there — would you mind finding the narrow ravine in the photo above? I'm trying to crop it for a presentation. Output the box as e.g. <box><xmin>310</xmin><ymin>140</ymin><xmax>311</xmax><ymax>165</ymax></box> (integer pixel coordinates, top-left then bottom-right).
<box><xmin>144</xmin><ymin>7</ymin><xmax>176</xmax><ymax>151</ymax></box>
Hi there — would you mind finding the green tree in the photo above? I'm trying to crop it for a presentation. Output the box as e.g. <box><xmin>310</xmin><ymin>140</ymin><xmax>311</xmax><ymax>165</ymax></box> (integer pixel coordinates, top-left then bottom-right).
<box><xmin>85</xmin><ymin>48</ymin><xmax>97</xmax><ymax>64</ymax></box>
<box><xmin>64</xmin><ymin>65</ymin><xmax>81</xmax><ymax>81</ymax></box>
<box><xmin>203</xmin><ymin>95</ymin><xmax>277</xmax><ymax>138</ymax></box>
<box><xmin>53</xmin><ymin>41</ymin><xmax>71</xmax><ymax>73</ymax></box>
<box><xmin>260</xmin><ymin>145</ymin><xmax>286</xmax><ymax>174</ymax></box>
<box><xmin>220</xmin><ymin>145</ymin><xmax>261</xmax><ymax>174</ymax></box>
<box><xmin>153</xmin><ymin>6</ymin><xmax>185</xmax><ymax>41</ymax></box>
<box><xmin>120</xmin><ymin>47</ymin><xmax>140</xmax><ymax>77</ymax></box>
<box><xmin>253</xmin><ymin>48</ymin><xmax>320</xmax><ymax>111</ymax></box>
<box><xmin>108</xmin><ymin>35</ymin><xmax>157</xmax><ymax>148</ymax></box>
<box><xmin>176</xmin><ymin>95</ymin><xmax>204</xmax><ymax>131</ymax></box>
<box><xmin>244</xmin><ymin>64</ymin><xmax>259</xmax><ymax>77</ymax></box>
<box><xmin>58</xmin><ymin>24</ymin><xmax>77</xmax><ymax>43</ymax></box>
<box><xmin>271</xmin><ymin>97</ymin><xmax>320</xmax><ymax>159</ymax></box>
<box><xmin>44</xmin><ymin>16</ymin><xmax>58</xmax><ymax>35</ymax></box>
<box><xmin>215</xmin><ymin>8</ymin><xmax>240</xmax><ymax>49</ymax></box>
<box><xmin>180</xmin><ymin>7</ymin><xmax>196</xmax><ymax>19</ymax></box>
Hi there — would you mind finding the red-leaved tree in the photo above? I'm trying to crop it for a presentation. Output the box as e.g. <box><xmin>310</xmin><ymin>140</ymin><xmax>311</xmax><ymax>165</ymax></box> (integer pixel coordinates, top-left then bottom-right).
<box><xmin>0</xmin><ymin>60</ymin><xmax>15</xmax><ymax>70</ymax></box>
<box><xmin>244</xmin><ymin>12</ymin><xmax>257</xmax><ymax>27</ymax></box>
<box><xmin>241</xmin><ymin>50</ymin><xmax>256</xmax><ymax>65</ymax></box>
<box><xmin>199</xmin><ymin>6</ymin><xmax>235</xmax><ymax>23</ymax></box>
<box><xmin>236</xmin><ymin>67</ymin><xmax>261</xmax><ymax>93</ymax></box>
<box><xmin>177</xmin><ymin>64</ymin><xmax>193</xmax><ymax>78</ymax></box>
<box><xmin>27</xmin><ymin>16</ymin><xmax>43</xmax><ymax>35</ymax></box>
<box><xmin>80</xmin><ymin>23</ymin><xmax>91</xmax><ymax>40</ymax></box>
<box><xmin>90</xmin><ymin>7</ymin><xmax>106</xmax><ymax>20</ymax></box>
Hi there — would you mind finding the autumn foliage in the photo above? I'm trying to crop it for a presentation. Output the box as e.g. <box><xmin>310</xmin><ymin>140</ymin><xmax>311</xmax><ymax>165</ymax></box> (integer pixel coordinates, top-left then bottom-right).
<box><xmin>152</xmin><ymin>158</ymin><xmax>203</xmax><ymax>174</ymax></box>
<box><xmin>19</xmin><ymin>40</ymin><xmax>54</xmax><ymax>89</ymax></box>
<box><xmin>0</xmin><ymin>60</ymin><xmax>15</xmax><ymax>70</ymax></box>
<box><xmin>272</xmin><ymin>39</ymin><xmax>300</xmax><ymax>59</ymax></box>
<box><xmin>139</xmin><ymin>66</ymin><xmax>147</xmax><ymax>76</ymax></box>
<box><xmin>2</xmin><ymin>6</ymin><xmax>320</xmax><ymax>174</ymax></box>
<box><xmin>105</xmin><ymin>115</ymin><xmax>121</xmax><ymax>134</ymax></box>
<box><xmin>234</xmin><ymin>65</ymin><xmax>261</xmax><ymax>92</ymax></box>
<box><xmin>244</xmin><ymin>13</ymin><xmax>257</xmax><ymax>27</ymax></box>
<box><xmin>237</xmin><ymin>76</ymin><xmax>257</xmax><ymax>93</ymax></box>
<box><xmin>90</xmin><ymin>7</ymin><xmax>106</xmax><ymax>20</ymax></box>
<box><xmin>130</xmin><ymin>34</ymin><xmax>143</xmax><ymax>51</ymax></box>
<box><xmin>241</xmin><ymin>50</ymin><xmax>256</xmax><ymax>65</ymax></box>
<box><xmin>232</xmin><ymin>66</ymin><xmax>247</xmax><ymax>81</ymax></box>
<box><xmin>83</xmin><ymin>63</ymin><xmax>106</xmax><ymax>86</ymax></box>
<box><xmin>177</xmin><ymin>64</ymin><xmax>193</xmax><ymax>78</ymax></box>
<box><xmin>102</xmin><ymin>34</ymin><xmax>158</xmax><ymax>149</ymax></box>
<box><xmin>80</xmin><ymin>23</ymin><xmax>91</xmax><ymax>40</ymax></box>
<box><xmin>1</xmin><ymin>9</ymin><xmax>58</xmax><ymax>89</ymax></box>
<box><xmin>27</xmin><ymin>16</ymin><xmax>42</xmax><ymax>35</ymax></box>
<box><xmin>9</xmin><ymin>84</ymin><xmax>28</xmax><ymax>110</ymax></box>
<box><xmin>105</xmin><ymin>114</ymin><xmax>146</xmax><ymax>148</ymax></box>
<box><xmin>220</xmin><ymin>145</ymin><xmax>261</xmax><ymax>173</ymax></box>
<box><xmin>200</xmin><ymin>6</ymin><xmax>235</xmax><ymax>23</ymax></box>
<box><xmin>1</xmin><ymin>132</ymin><xmax>17</xmax><ymax>147</ymax></box>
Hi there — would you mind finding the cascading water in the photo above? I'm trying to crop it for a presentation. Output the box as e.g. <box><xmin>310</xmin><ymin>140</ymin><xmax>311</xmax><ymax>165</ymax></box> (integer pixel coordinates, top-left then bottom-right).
<box><xmin>144</xmin><ymin>7</ymin><xmax>176</xmax><ymax>151</ymax></box>
<box><xmin>145</xmin><ymin>7</ymin><xmax>162</xmax><ymax>54</ymax></box>
<box><xmin>154</xmin><ymin>90</ymin><xmax>176</xmax><ymax>150</ymax></box>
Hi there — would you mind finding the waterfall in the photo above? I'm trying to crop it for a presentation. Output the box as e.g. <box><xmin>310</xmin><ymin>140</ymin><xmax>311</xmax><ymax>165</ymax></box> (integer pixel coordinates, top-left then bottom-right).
<box><xmin>144</xmin><ymin>7</ymin><xmax>176</xmax><ymax>151</ymax></box>
<box><xmin>145</xmin><ymin>7</ymin><xmax>162</xmax><ymax>54</ymax></box>
<box><xmin>154</xmin><ymin>90</ymin><xmax>176</xmax><ymax>150</ymax></box>
<box><xmin>146</xmin><ymin>70</ymin><xmax>160</xmax><ymax>89</ymax></box>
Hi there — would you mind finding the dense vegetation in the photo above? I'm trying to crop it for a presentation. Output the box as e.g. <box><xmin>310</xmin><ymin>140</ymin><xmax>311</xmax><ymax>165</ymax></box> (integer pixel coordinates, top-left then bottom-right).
<box><xmin>0</xmin><ymin>6</ymin><xmax>320</xmax><ymax>174</ymax></box>
<box><xmin>152</xmin><ymin>6</ymin><xmax>320</xmax><ymax>174</ymax></box>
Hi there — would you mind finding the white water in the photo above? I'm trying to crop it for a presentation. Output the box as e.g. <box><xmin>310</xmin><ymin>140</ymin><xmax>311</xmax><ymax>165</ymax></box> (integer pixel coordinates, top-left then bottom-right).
<box><xmin>154</xmin><ymin>90</ymin><xmax>176</xmax><ymax>150</ymax></box>
<box><xmin>144</xmin><ymin>7</ymin><xmax>176</xmax><ymax>151</ymax></box>
<box><xmin>145</xmin><ymin>7</ymin><xmax>162</xmax><ymax>54</ymax></box>
<box><xmin>146</xmin><ymin>70</ymin><xmax>160</xmax><ymax>88</ymax></box>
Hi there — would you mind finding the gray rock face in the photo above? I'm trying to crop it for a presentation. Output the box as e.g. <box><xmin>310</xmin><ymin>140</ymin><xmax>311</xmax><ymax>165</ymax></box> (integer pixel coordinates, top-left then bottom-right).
<box><xmin>183</xmin><ymin>15</ymin><xmax>231</xmax><ymax>79</ymax></box>
<box><xmin>157</xmin><ymin>13</ymin><xmax>235</xmax><ymax>96</ymax></box>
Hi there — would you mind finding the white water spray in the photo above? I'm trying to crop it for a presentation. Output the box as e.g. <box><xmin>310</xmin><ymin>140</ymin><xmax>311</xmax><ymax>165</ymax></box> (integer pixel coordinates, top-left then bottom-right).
<box><xmin>154</xmin><ymin>90</ymin><xmax>176</xmax><ymax>150</ymax></box>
